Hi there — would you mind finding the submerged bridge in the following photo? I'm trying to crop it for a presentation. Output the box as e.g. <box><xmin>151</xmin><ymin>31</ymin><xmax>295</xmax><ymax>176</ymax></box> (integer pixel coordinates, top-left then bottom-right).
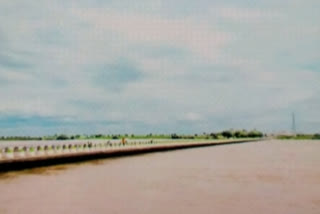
<box><xmin>0</xmin><ymin>139</ymin><xmax>259</xmax><ymax>172</ymax></box>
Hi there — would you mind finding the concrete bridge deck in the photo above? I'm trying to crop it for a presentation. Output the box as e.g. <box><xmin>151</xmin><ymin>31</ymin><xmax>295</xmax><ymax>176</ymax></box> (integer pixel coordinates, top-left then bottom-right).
<box><xmin>0</xmin><ymin>139</ymin><xmax>260</xmax><ymax>172</ymax></box>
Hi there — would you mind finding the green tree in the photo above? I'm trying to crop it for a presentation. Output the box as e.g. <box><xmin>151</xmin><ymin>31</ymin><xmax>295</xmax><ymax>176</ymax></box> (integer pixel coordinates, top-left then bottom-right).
<box><xmin>56</xmin><ymin>134</ymin><xmax>69</xmax><ymax>140</ymax></box>
<box><xmin>313</xmin><ymin>133</ymin><xmax>320</xmax><ymax>139</ymax></box>
<box><xmin>221</xmin><ymin>130</ymin><xmax>233</xmax><ymax>138</ymax></box>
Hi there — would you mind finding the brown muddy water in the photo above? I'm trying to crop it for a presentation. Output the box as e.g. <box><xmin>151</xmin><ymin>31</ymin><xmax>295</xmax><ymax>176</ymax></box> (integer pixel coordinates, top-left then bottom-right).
<box><xmin>0</xmin><ymin>140</ymin><xmax>319</xmax><ymax>214</ymax></box>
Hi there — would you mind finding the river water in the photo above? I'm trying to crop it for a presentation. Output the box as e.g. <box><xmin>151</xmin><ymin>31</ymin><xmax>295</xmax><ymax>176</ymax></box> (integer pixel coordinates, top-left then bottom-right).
<box><xmin>0</xmin><ymin>140</ymin><xmax>319</xmax><ymax>214</ymax></box>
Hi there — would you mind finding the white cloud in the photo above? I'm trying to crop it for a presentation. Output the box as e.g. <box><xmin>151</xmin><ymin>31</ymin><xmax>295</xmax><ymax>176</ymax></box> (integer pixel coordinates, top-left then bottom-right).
<box><xmin>184</xmin><ymin>112</ymin><xmax>203</xmax><ymax>121</ymax></box>
<box><xmin>71</xmin><ymin>8</ymin><xmax>232</xmax><ymax>61</ymax></box>
<box><xmin>216</xmin><ymin>7</ymin><xmax>283</xmax><ymax>22</ymax></box>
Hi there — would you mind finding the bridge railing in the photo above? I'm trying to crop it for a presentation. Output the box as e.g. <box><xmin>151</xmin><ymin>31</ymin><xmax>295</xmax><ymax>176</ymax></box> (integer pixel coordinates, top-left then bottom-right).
<box><xmin>0</xmin><ymin>139</ymin><xmax>231</xmax><ymax>161</ymax></box>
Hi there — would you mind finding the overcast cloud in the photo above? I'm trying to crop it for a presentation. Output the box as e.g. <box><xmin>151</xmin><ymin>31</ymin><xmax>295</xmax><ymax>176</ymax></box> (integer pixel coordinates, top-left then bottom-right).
<box><xmin>0</xmin><ymin>0</ymin><xmax>319</xmax><ymax>135</ymax></box>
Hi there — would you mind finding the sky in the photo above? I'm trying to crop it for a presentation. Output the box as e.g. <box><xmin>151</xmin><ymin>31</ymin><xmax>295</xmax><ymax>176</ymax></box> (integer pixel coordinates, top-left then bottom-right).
<box><xmin>0</xmin><ymin>0</ymin><xmax>319</xmax><ymax>136</ymax></box>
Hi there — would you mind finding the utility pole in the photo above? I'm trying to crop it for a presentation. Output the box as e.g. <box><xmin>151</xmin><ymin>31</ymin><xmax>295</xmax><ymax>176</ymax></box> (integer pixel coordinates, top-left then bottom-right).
<box><xmin>292</xmin><ymin>112</ymin><xmax>296</xmax><ymax>135</ymax></box>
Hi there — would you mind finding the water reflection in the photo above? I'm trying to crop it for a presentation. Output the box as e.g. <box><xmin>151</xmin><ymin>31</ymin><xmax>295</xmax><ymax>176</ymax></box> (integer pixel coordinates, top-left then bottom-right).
<box><xmin>0</xmin><ymin>164</ymin><xmax>70</xmax><ymax>180</ymax></box>
<box><xmin>0</xmin><ymin>155</ymin><xmax>127</xmax><ymax>180</ymax></box>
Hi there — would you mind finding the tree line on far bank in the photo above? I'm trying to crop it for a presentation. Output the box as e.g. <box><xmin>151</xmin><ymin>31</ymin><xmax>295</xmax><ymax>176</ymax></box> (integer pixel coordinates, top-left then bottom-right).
<box><xmin>0</xmin><ymin>130</ymin><xmax>264</xmax><ymax>141</ymax></box>
<box><xmin>6</xmin><ymin>130</ymin><xmax>320</xmax><ymax>141</ymax></box>
<box><xmin>171</xmin><ymin>129</ymin><xmax>264</xmax><ymax>139</ymax></box>
<box><xmin>2</xmin><ymin>131</ymin><xmax>320</xmax><ymax>141</ymax></box>
<box><xmin>277</xmin><ymin>133</ymin><xmax>320</xmax><ymax>140</ymax></box>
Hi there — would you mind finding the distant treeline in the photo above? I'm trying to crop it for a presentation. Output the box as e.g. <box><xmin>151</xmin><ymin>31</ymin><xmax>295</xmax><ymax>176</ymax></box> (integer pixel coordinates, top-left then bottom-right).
<box><xmin>171</xmin><ymin>129</ymin><xmax>263</xmax><ymax>139</ymax></box>
<box><xmin>277</xmin><ymin>133</ymin><xmax>320</xmax><ymax>140</ymax></box>
<box><xmin>0</xmin><ymin>136</ymin><xmax>43</xmax><ymax>141</ymax></box>
<box><xmin>2</xmin><ymin>131</ymin><xmax>320</xmax><ymax>141</ymax></box>
<box><xmin>0</xmin><ymin>130</ymin><xmax>264</xmax><ymax>141</ymax></box>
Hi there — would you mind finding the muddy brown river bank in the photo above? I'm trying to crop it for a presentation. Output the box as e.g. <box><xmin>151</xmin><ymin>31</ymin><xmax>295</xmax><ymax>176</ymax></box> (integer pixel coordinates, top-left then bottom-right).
<box><xmin>0</xmin><ymin>140</ymin><xmax>319</xmax><ymax>214</ymax></box>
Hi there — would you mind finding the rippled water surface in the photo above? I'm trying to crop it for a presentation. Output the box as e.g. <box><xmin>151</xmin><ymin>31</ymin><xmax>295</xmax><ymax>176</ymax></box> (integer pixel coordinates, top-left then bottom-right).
<box><xmin>0</xmin><ymin>140</ymin><xmax>319</xmax><ymax>214</ymax></box>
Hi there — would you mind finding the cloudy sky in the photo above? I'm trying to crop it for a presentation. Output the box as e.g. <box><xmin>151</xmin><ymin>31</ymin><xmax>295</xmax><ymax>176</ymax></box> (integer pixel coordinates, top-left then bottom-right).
<box><xmin>0</xmin><ymin>0</ymin><xmax>319</xmax><ymax>136</ymax></box>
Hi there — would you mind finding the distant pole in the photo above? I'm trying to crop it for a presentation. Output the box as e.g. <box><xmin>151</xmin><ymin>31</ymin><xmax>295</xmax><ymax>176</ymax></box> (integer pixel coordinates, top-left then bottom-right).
<box><xmin>292</xmin><ymin>112</ymin><xmax>296</xmax><ymax>134</ymax></box>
